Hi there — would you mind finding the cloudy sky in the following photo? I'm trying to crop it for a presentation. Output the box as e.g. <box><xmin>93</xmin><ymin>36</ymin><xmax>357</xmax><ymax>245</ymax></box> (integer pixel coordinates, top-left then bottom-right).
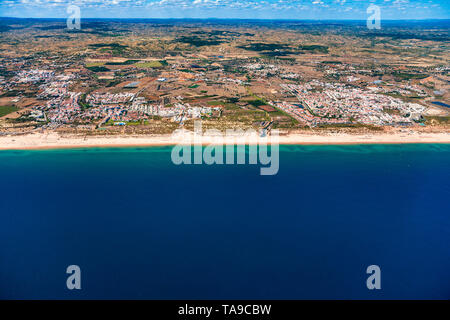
<box><xmin>0</xmin><ymin>0</ymin><xmax>448</xmax><ymax>19</ymax></box>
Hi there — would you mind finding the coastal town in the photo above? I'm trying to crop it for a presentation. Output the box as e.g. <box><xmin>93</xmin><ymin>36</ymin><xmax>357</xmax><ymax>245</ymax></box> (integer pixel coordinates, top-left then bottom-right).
<box><xmin>0</xmin><ymin>19</ymin><xmax>449</xmax><ymax>139</ymax></box>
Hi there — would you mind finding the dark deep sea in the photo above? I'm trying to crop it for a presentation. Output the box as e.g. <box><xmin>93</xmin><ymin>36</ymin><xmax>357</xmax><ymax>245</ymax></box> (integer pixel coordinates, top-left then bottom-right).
<box><xmin>0</xmin><ymin>144</ymin><xmax>449</xmax><ymax>299</ymax></box>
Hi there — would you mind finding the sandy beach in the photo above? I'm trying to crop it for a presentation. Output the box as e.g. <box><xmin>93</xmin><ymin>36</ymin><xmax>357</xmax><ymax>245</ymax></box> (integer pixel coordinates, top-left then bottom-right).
<box><xmin>0</xmin><ymin>130</ymin><xmax>449</xmax><ymax>150</ymax></box>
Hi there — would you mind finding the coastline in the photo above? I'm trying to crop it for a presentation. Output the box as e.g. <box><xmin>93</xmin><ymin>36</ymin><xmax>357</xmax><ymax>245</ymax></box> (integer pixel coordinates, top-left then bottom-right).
<box><xmin>1</xmin><ymin>131</ymin><xmax>450</xmax><ymax>150</ymax></box>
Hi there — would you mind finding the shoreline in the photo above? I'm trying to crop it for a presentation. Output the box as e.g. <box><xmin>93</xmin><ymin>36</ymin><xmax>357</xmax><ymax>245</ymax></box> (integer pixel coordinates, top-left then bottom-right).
<box><xmin>1</xmin><ymin>131</ymin><xmax>450</xmax><ymax>150</ymax></box>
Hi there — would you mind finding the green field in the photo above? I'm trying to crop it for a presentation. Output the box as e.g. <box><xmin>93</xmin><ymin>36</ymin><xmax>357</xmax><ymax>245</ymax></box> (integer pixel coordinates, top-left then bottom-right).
<box><xmin>207</xmin><ymin>101</ymin><xmax>226</xmax><ymax>106</ymax></box>
<box><xmin>86</xmin><ymin>66</ymin><xmax>110</xmax><ymax>72</ymax></box>
<box><xmin>0</xmin><ymin>105</ymin><xmax>19</xmax><ymax>117</ymax></box>
<box><xmin>134</xmin><ymin>61</ymin><xmax>164</xmax><ymax>68</ymax></box>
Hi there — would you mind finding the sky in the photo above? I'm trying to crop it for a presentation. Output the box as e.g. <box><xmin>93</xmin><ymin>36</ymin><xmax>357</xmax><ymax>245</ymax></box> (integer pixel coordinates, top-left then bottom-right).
<box><xmin>0</xmin><ymin>0</ymin><xmax>449</xmax><ymax>20</ymax></box>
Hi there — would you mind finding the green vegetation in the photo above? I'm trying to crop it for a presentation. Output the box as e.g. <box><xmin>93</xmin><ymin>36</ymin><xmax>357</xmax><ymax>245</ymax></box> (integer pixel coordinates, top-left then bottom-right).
<box><xmin>299</xmin><ymin>45</ymin><xmax>329</xmax><ymax>54</ymax></box>
<box><xmin>247</xmin><ymin>99</ymin><xmax>266</xmax><ymax>107</ymax></box>
<box><xmin>86</xmin><ymin>66</ymin><xmax>110</xmax><ymax>72</ymax></box>
<box><xmin>88</xmin><ymin>42</ymin><xmax>129</xmax><ymax>55</ymax></box>
<box><xmin>177</xmin><ymin>36</ymin><xmax>224</xmax><ymax>47</ymax></box>
<box><xmin>238</xmin><ymin>43</ymin><xmax>296</xmax><ymax>57</ymax></box>
<box><xmin>238</xmin><ymin>43</ymin><xmax>289</xmax><ymax>51</ymax></box>
<box><xmin>105</xmin><ymin>80</ymin><xmax>121</xmax><ymax>87</ymax></box>
<box><xmin>238</xmin><ymin>43</ymin><xmax>328</xmax><ymax>56</ymax></box>
<box><xmin>0</xmin><ymin>105</ymin><xmax>18</xmax><ymax>117</ymax></box>
<box><xmin>393</xmin><ymin>72</ymin><xmax>428</xmax><ymax>80</ymax></box>
<box><xmin>226</xmin><ymin>97</ymin><xmax>240</xmax><ymax>103</ymax></box>
<box><xmin>9</xmin><ymin>114</ymin><xmax>35</xmax><ymax>123</ymax></box>
<box><xmin>89</xmin><ymin>43</ymin><xmax>127</xmax><ymax>49</ymax></box>
<box><xmin>78</xmin><ymin>94</ymin><xmax>93</xmax><ymax>111</ymax></box>
<box><xmin>105</xmin><ymin>60</ymin><xmax>139</xmax><ymax>66</ymax></box>
<box><xmin>0</xmin><ymin>90</ymin><xmax>22</xmax><ymax>98</ymax></box>
<box><xmin>322</xmin><ymin>61</ymin><xmax>342</xmax><ymax>65</ymax></box>
<box><xmin>134</xmin><ymin>61</ymin><xmax>164</xmax><ymax>68</ymax></box>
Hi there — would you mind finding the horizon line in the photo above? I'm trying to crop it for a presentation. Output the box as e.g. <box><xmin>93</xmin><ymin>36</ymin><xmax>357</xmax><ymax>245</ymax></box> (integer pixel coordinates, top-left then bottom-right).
<box><xmin>1</xmin><ymin>16</ymin><xmax>450</xmax><ymax>21</ymax></box>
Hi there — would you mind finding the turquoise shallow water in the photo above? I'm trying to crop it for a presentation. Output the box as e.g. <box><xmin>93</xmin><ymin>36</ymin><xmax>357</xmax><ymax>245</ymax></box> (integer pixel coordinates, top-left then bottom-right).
<box><xmin>0</xmin><ymin>144</ymin><xmax>449</xmax><ymax>299</ymax></box>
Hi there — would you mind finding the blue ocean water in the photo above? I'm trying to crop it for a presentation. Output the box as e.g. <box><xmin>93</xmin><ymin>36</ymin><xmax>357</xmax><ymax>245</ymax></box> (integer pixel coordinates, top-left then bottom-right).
<box><xmin>0</xmin><ymin>144</ymin><xmax>449</xmax><ymax>299</ymax></box>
